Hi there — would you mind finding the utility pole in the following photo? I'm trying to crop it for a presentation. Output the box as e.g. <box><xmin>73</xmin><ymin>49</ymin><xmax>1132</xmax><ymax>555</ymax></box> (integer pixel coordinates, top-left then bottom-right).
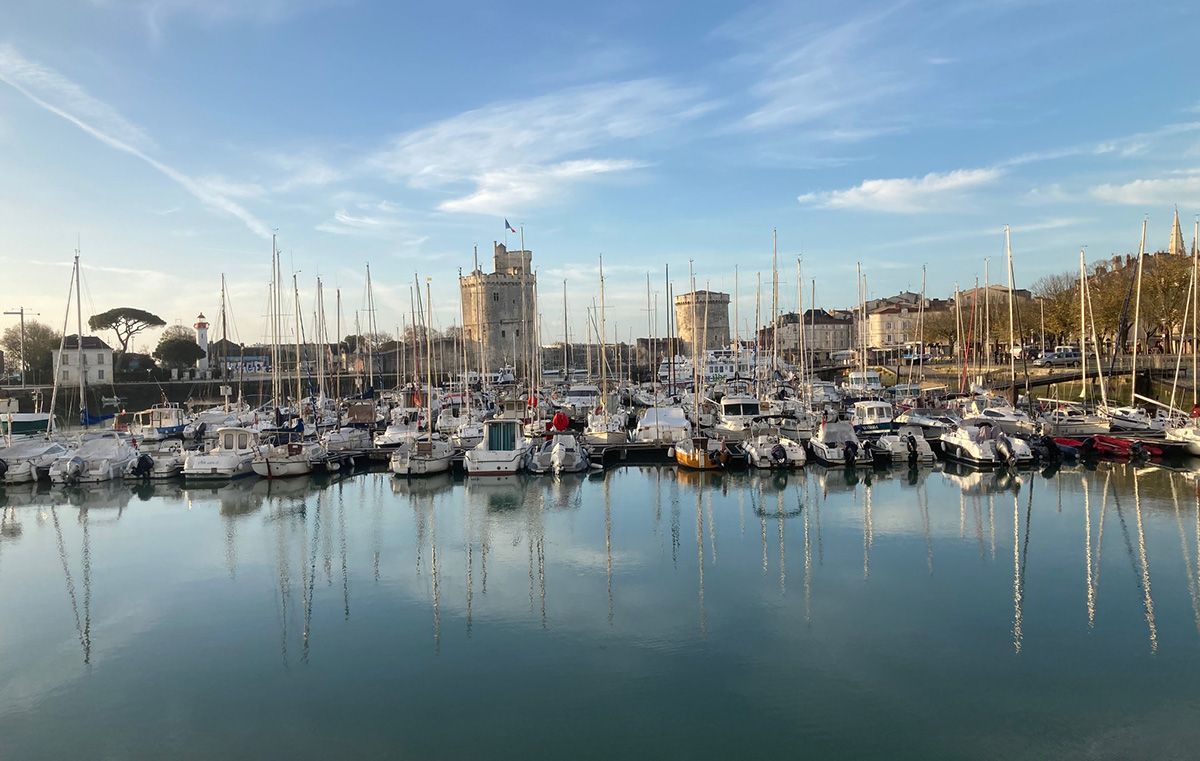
<box><xmin>4</xmin><ymin>307</ymin><xmax>39</xmax><ymax>387</ymax></box>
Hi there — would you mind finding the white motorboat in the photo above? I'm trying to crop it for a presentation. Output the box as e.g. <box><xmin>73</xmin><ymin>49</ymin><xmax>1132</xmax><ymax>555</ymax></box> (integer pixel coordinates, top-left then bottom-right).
<box><xmin>633</xmin><ymin>406</ymin><xmax>692</xmax><ymax>444</ymax></box>
<box><xmin>1098</xmin><ymin>405</ymin><xmax>1180</xmax><ymax>433</ymax></box>
<box><xmin>893</xmin><ymin>408</ymin><xmax>958</xmax><ymax>440</ymax></box>
<box><xmin>808</xmin><ymin>421</ymin><xmax>872</xmax><ymax>467</ymax></box>
<box><xmin>959</xmin><ymin>397</ymin><xmax>1036</xmax><ymax>437</ymax></box>
<box><xmin>464</xmin><ymin>418</ymin><xmax>528</xmax><ymax>476</ymax></box>
<box><xmin>126</xmin><ymin>443</ymin><xmax>185</xmax><ymax>480</ymax></box>
<box><xmin>711</xmin><ymin>394</ymin><xmax>763</xmax><ymax>441</ymax></box>
<box><xmin>1037</xmin><ymin>406</ymin><xmax>1111</xmax><ymax>438</ymax></box>
<box><xmin>48</xmin><ymin>433</ymin><xmax>137</xmax><ymax>484</ymax></box>
<box><xmin>251</xmin><ymin>432</ymin><xmax>328</xmax><ymax>478</ymax></box>
<box><xmin>867</xmin><ymin>424</ymin><xmax>936</xmax><ymax>464</ymax></box>
<box><xmin>127</xmin><ymin>402</ymin><xmax>189</xmax><ymax>445</ymax></box>
<box><xmin>452</xmin><ymin>420</ymin><xmax>485</xmax><ymax>450</ymax></box>
<box><xmin>322</xmin><ymin>427</ymin><xmax>372</xmax><ymax>454</ymax></box>
<box><xmin>584</xmin><ymin>405</ymin><xmax>629</xmax><ymax>446</ymax></box>
<box><xmin>1166</xmin><ymin>422</ymin><xmax>1200</xmax><ymax>456</ymax></box>
<box><xmin>557</xmin><ymin>384</ymin><xmax>602</xmax><ymax>422</ymax></box>
<box><xmin>850</xmin><ymin>400</ymin><xmax>895</xmax><ymax>439</ymax></box>
<box><xmin>527</xmin><ymin>433</ymin><xmax>591</xmax><ymax>475</ymax></box>
<box><xmin>183</xmin><ymin>426</ymin><xmax>260</xmax><ymax>480</ymax></box>
<box><xmin>0</xmin><ymin>438</ymin><xmax>67</xmax><ymax>483</ymax></box>
<box><xmin>391</xmin><ymin>435</ymin><xmax>454</xmax><ymax>476</ymax></box>
<box><xmin>742</xmin><ymin>431</ymin><xmax>806</xmax><ymax>469</ymax></box>
<box><xmin>940</xmin><ymin>422</ymin><xmax>1033</xmax><ymax>467</ymax></box>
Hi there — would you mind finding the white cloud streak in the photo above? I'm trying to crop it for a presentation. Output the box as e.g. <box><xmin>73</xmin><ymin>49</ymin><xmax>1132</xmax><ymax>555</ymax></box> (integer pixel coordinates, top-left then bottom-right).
<box><xmin>369</xmin><ymin>79</ymin><xmax>708</xmax><ymax>213</ymax></box>
<box><xmin>0</xmin><ymin>44</ymin><xmax>272</xmax><ymax>239</ymax></box>
<box><xmin>798</xmin><ymin>167</ymin><xmax>1003</xmax><ymax>212</ymax></box>
<box><xmin>1091</xmin><ymin>173</ymin><xmax>1200</xmax><ymax>206</ymax></box>
<box><xmin>90</xmin><ymin>0</ymin><xmax>351</xmax><ymax>40</ymax></box>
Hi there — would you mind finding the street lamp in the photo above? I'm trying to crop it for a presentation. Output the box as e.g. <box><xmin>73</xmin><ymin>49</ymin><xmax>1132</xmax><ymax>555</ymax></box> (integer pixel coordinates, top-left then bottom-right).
<box><xmin>1039</xmin><ymin>298</ymin><xmax>1045</xmax><ymax>352</ymax></box>
<box><xmin>4</xmin><ymin>306</ymin><xmax>39</xmax><ymax>388</ymax></box>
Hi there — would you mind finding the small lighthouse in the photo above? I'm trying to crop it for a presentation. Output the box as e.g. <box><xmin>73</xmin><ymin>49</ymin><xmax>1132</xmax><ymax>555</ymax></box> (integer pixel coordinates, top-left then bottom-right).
<box><xmin>194</xmin><ymin>313</ymin><xmax>210</xmax><ymax>373</ymax></box>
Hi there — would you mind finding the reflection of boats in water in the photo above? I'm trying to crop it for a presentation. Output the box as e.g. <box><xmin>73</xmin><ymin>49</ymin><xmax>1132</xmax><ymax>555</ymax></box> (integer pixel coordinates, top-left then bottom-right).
<box><xmin>252</xmin><ymin>475</ymin><xmax>318</xmax><ymax>500</ymax></box>
<box><xmin>389</xmin><ymin>470</ymin><xmax>456</xmax><ymax>498</ymax></box>
<box><xmin>465</xmin><ymin>474</ymin><xmax>531</xmax><ymax>512</ymax></box>
<box><xmin>180</xmin><ymin>478</ymin><xmax>264</xmax><ymax>516</ymax></box>
<box><xmin>2</xmin><ymin>479</ymin><xmax>135</xmax><ymax>509</ymax></box>
<box><xmin>811</xmin><ymin>464</ymin><xmax>868</xmax><ymax>493</ymax></box>
<box><xmin>675</xmin><ymin>467</ymin><xmax>726</xmax><ymax>491</ymax></box>
<box><xmin>940</xmin><ymin>460</ymin><xmax>1025</xmax><ymax>496</ymax></box>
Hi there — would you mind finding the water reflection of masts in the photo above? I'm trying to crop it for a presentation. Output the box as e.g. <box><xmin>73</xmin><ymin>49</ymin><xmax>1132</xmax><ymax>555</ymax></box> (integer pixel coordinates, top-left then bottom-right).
<box><xmin>1132</xmin><ymin>470</ymin><xmax>1158</xmax><ymax>653</ymax></box>
<box><xmin>863</xmin><ymin>480</ymin><xmax>873</xmax><ymax>581</ymax></box>
<box><xmin>919</xmin><ymin>478</ymin><xmax>934</xmax><ymax>575</ymax></box>
<box><xmin>776</xmin><ymin>491</ymin><xmax>785</xmax><ymax>595</ymax></box>
<box><xmin>302</xmin><ymin>491</ymin><xmax>324</xmax><ymax>663</ymax></box>
<box><xmin>670</xmin><ymin>475</ymin><xmax>680</xmax><ymax>568</ymax></box>
<box><xmin>223</xmin><ymin>511</ymin><xmax>237</xmax><ymax>580</ymax></box>
<box><xmin>803</xmin><ymin>477</ymin><xmax>811</xmax><ymax>622</ymax></box>
<box><xmin>1084</xmin><ymin>474</ymin><xmax>1095</xmax><ymax>628</ymax></box>
<box><xmin>696</xmin><ymin>476</ymin><xmax>706</xmax><ymax>638</ymax></box>
<box><xmin>338</xmin><ymin>486</ymin><xmax>349</xmax><ymax>620</ymax></box>
<box><xmin>430</xmin><ymin>493</ymin><xmax>441</xmax><ymax>653</ymax></box>
<box><xmin>1170</xmin><ymin>472</ymin><xmax>1200</xmax><ymax>637</ymax></box>
<box><xmin>988</xmin><ymin>495</ymin><xmax>996</xmax><ymax>559</ymax></box>
<box><xmin>51</xmin><ymin>507</ymin><xmax>91</xmax><ymax>665</ymax></box>
<box><xmin>274</xmin><ymin>504</ymin><xmax>291</xmax><ymax>667</ymax></box>
<box><xmin>604</xmin><ymin>476</ymin><xmax>613</xmax><ymax>624</ymax></box>
<box><xmin>1012</xmin><ymin>488</ymin><xmax>1022</xmax><ymax>654</ymax></box>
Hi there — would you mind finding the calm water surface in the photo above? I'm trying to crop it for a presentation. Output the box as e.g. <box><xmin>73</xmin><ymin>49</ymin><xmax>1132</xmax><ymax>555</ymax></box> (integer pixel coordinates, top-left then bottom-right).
<box><xmin>3</xmin><ymin>462</ymin><xmax>1200</xmax><ymax>760</ymax></box>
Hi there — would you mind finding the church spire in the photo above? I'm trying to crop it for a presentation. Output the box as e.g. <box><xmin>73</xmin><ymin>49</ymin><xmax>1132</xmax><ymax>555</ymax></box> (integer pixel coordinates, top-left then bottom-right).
<box><xmin>1169</xmin><ymin>206</ymin><xmax>1187</xmax><ymax>255</ymax></box>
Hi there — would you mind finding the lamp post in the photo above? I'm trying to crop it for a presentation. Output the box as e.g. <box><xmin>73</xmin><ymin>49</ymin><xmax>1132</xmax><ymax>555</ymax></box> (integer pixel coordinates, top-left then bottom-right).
<box><xmin>1038</xmin><ymin>298</ymin><xmax>1045</xmax><ymax>353</ymax></box>
<box><xmin>4</xmin><ymin>307</ymin><xmax>39</xmax><ymax>388</ymax></box>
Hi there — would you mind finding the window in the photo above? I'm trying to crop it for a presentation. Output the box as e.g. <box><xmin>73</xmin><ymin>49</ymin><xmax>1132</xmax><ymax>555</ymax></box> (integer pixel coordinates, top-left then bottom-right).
<box><xmin>515</xmin><ymin>330</ymin><xmax>520</xmax><ymax>338</ymax></box>
<box><xmin>61</xmin><ymin>369</ymin><xmax>69</xmax><ymax>380</ymax></box>
<box><xmin>98</xmin><ymin>370</ymin><xmax>105</xmax><ymax>380</ymax></box>
<box><xmin>492</xmin><ymin>293</ymin><xmax>499</xmax><ymax>302</ymax></box>
<box><xmin>97</xmin><ymin>353</ymin><xmax>103</xmax><ymax>363</ymax></box>
<box><xmin>501</xmin><ymin>330</ymin><xmax>506</xmax><ymax>338</ymax></box>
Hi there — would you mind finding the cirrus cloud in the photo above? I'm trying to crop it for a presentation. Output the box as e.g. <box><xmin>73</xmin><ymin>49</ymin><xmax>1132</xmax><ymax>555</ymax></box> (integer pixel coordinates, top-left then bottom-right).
<box><xmin>797</xmin><ymin>167</ymin><xmax>1003</xmax><ymax>212</ymax></box>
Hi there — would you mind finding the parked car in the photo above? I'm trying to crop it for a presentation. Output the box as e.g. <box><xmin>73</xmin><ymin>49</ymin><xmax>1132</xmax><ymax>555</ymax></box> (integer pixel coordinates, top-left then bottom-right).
<box><xmin>1033</xmin><ymin>351</ymin><xmax>1082</xmax><ymax>368</ymax></box>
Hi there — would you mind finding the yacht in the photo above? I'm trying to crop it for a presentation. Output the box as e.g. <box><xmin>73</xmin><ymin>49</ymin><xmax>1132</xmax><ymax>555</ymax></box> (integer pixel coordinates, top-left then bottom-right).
<box><xmin>126</xmin><ymin>444</ymin><xmax>185</xmax><ymax>479</ymax></box>
<box><xmin>742</xmin><ymin>430</ymin><xmax>806</xmax><ymax>469</ymax></box>
<box><xmin>390</xmin><ymin>435</ymin><xmax>454</xmax><ymax>477</ymax></box>
<box><xmin>671</xmin><ymin>435</ymin><xmax>729</xmax><ymax>469</ymax></box>
<box><xmin>866</xmin><ymin>424</ymin><xmax>936</xmax><ymax>464</ymax></box>
<box><xmin>1037</xmin><ymin>406</ymin><xmax>1111</xmax><ymax>438</ymax></box>
<box><xmin>850</xmin><ymin>400</ymin><xmax>895</xmax><ymax>439</ymax></box>
<box><xmin>711</xmin><ymin>394</ymin><xmax>763</xmax><ymax>441</ymax></box>
<box><xmin>527</xmin><ymin>433</ymin><xmax>591</xmax><ymax>475</ymax></box>
<box><xmin>940</xmin><ymin>422</ymin><xmax>1033</xmax><ymax>467</ymax></box>
<box><xmin>464</xmin><ymin>418</ymin><xmax>528</xmax><ymax>476</ymax></box>
<box><xmin>48</xmin><ymin>433</ymin><xmax>137</xmax><ymax>484</ymax></box>
<box><xmin>251</xmin><ymin>431</ymin><xmax>328</xmax><ymax>478</ymax></box>
<box><xmin>1166</xmin><ymin>421</ymin><xmax>1200</xmax><ymax>456</ymax></box>
<box><xmin>0</xmin><ymin>437</ymin><xmax>67</xmax><ymax>483</ymax></box>
<box><xmin>894</xmin><ymin>407</ymin><xmax>958</xmax><ymax>441</ymax></box>
<box><xmin>183</xmin><ymin>426</ymin><xmax>260</xmax><ymax>480</ymax></box>
<box><xmin>633</xmin><ymin>407</ymin><xmax>691</xmax><ymax>444</ymax></box>
<box><xmin>808</xmin><ymin>421</ymin><xmax>872</xmax><ymax>467</ymax></box>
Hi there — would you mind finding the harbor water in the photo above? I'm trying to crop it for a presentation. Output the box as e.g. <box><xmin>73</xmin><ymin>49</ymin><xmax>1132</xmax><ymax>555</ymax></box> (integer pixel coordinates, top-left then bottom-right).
<box><xmin>3</xmin><ymin>463</ymin><xmax>1200</xmax><ymax>759</ymax></box>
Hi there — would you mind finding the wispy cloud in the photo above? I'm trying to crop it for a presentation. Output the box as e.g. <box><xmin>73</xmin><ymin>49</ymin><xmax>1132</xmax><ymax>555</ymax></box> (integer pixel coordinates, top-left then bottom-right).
<box><xmin>368</xmin><ymin>79</ymin><xmax>708</xmax><ymax>214</ymax></box>
<box><xmin>798</xmin><ymin>167</ymin><xmax>1003</xmax><ymax>212</ymax></box>
<box><xmin>438</xmin><ymin>159</ymin><xmax>645</xmax><ymax>215</ymax></box>
<box><xmin>90</xmin><ymin>0</ymin><xmax>352</xmax><ymax>40</ymax></box>
<box><xmin>1091</xmin><ymin>172</ymin><xmax>1200</xmax><ymax>206</ymax></box>
<box><xmin>720</xmin><ymin>2</ymin><xmax>917</xmax><ymax>133</ymax></box>
<box><xmin>0</xmin><ymin>44</ymin><xmax>272</xmax><ymax>238</ymax></box>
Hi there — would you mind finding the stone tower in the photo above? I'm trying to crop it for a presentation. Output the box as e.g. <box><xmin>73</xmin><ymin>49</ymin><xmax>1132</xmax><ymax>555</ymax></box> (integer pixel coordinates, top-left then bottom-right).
<box><xmin>674</xmin><ymin>290</ymin><xmax>731</xmax><ymax>356</ymax></box>
<box><xmin>1168</xmin><ymin>207</ymin><xmax>1187</xmax><ymax>256</ymax></box>
<box><xmin>460</xmin><ymin>243</ymin><xmax>538</xmax><ymax>373</ymax></box>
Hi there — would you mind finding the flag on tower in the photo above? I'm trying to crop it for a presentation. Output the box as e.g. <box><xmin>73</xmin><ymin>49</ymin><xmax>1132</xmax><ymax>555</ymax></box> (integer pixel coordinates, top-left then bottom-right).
<box><xmin>505</xmin><ymin>219</ymin><xmax>516</xmax><ymax>233</ymax></box>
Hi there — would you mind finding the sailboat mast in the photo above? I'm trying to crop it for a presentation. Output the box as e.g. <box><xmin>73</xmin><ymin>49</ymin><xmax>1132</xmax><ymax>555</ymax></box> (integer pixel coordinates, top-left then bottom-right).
<box><xmin>75</xmin><ymin>248</ymin><xmax>85</xmax><ymax>425</ymax></box>
<box><xmin>772</xmin><ymin>229</ymin><xmax>779</xmax><ymax>377</ymax></box>
<box><xmin>984</xmin><ymin>258</ymin><xmax>991</xmax><ymax>375</ymax></box>
<box><xmin>1194</xmin><ymin>219</ymin><xmax>1198</xmax><ymax>408</ymax></box>
<box><xmin>1005</xmin><ymin>227</ymin><xmax>1016</xmax><ymax>396</ymax></box>
<box><xmin>734</xmin><ymin>265</ymin><xmax>739</xmax><ymax>373</ymax></box>
<box><xmin>426</xmin><ymin>278</ymin><xmax>434</xmax><ymax>443</ymax></box>
<box><xmin>563</xmin><ymin>280</ymin><xmax>569</xmax><ymax>378</ymax></box>
<box><xmin>1079</xmin><ymin>249</ymin><xmax>1088</xmax><ymax>399</ymax></box>
<box><xmin>365</xmin><ymin>264</ymin><xmax>375</xmax><ymax>390</ymax></box>
<box><xmin>292</xmin><ymin>274</ymin><xmax>302</xmax><ymax>415</ymax></box>
<box><xmin>599</xmin><ymin>254</ymin><xmax>608</xmax><ymax>427</ymax></box>
<box><xmin>1130</xmin><ymin>217</ymin><xmax>1147</xmax><ymax>406</ymax></box>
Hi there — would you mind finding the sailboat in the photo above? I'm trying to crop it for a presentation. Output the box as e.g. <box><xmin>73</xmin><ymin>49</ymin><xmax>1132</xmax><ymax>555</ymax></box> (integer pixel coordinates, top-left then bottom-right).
<box><xmin>674</xmin><ymin>270</ymin><xmax>728</xmax><ymax>470</ymax></box>
<box><xmin>392</xmin><ymin>278</ymin><xmax>453</xmax><ymax>476</ymax></box>
<box><xmin>584</xmin><ymin>255</ymin><xmax>629</xmax><ymax>446</ymax></box>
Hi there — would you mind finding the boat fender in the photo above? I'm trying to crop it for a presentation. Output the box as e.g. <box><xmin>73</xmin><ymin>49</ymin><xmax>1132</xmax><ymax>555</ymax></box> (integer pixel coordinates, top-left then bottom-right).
<box><xmin>666</xmin><ymin>446</ymin><xmax>675</xmax><ymax>458</ymax></box>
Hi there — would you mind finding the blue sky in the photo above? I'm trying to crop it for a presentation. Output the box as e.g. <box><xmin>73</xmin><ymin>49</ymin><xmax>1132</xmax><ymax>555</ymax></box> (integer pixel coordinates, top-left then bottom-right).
<box><xmin>1</xmin><ymin>0</ymin><xmax>1199</xmax><ymax>351</ymax></box>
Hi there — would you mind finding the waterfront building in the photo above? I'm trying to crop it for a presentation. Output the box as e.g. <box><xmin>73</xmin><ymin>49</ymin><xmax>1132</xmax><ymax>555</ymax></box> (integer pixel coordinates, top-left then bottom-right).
<box><xmin>52</xmin><ymin>335</ymin><xmax>114</xmax><ymax>385</ymax></box>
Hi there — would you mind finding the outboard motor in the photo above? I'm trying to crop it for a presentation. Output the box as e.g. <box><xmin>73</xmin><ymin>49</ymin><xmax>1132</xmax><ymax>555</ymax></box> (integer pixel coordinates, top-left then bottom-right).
<box><xmin>844</xmin><ymin>440</ymin><xmax>859</xmax><ymax>466</ymax></box>
<box><xmin>905</xmin><ymin>434</ymin><xmax>919</xmax><ymax>464</ymax></box>
<box><xmin>771</xmin><ymin>443</ymin><xmax>788</xmax><ymax>463</ymax></box>
<box><xmin>131</xmin><ymin>453</ymin><xmax>155</xmax><ymax>479</ymax></box>
<box><xmin>193</xmin><ymin>422</ymin><xmax>207</xmax><ymax>441</ymax></box>
<box><xmin>0</xmin><ymin>458</ymin><xmax>8</xmax><ymax>479</ymax></box>
<box><xmin>64</xmin><ymin>455</ymin><xmax>84</xmax><ymax>484</ymax></box>
<box><xmin>1040</xmin><ymin>435</ymin><xmax>1060</xmax><ymax>461</ymax></box>
<box><xmin>996</xmin><ymin>436</ymin><xmax>1017</xmax><ymax>466</ymax></box>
